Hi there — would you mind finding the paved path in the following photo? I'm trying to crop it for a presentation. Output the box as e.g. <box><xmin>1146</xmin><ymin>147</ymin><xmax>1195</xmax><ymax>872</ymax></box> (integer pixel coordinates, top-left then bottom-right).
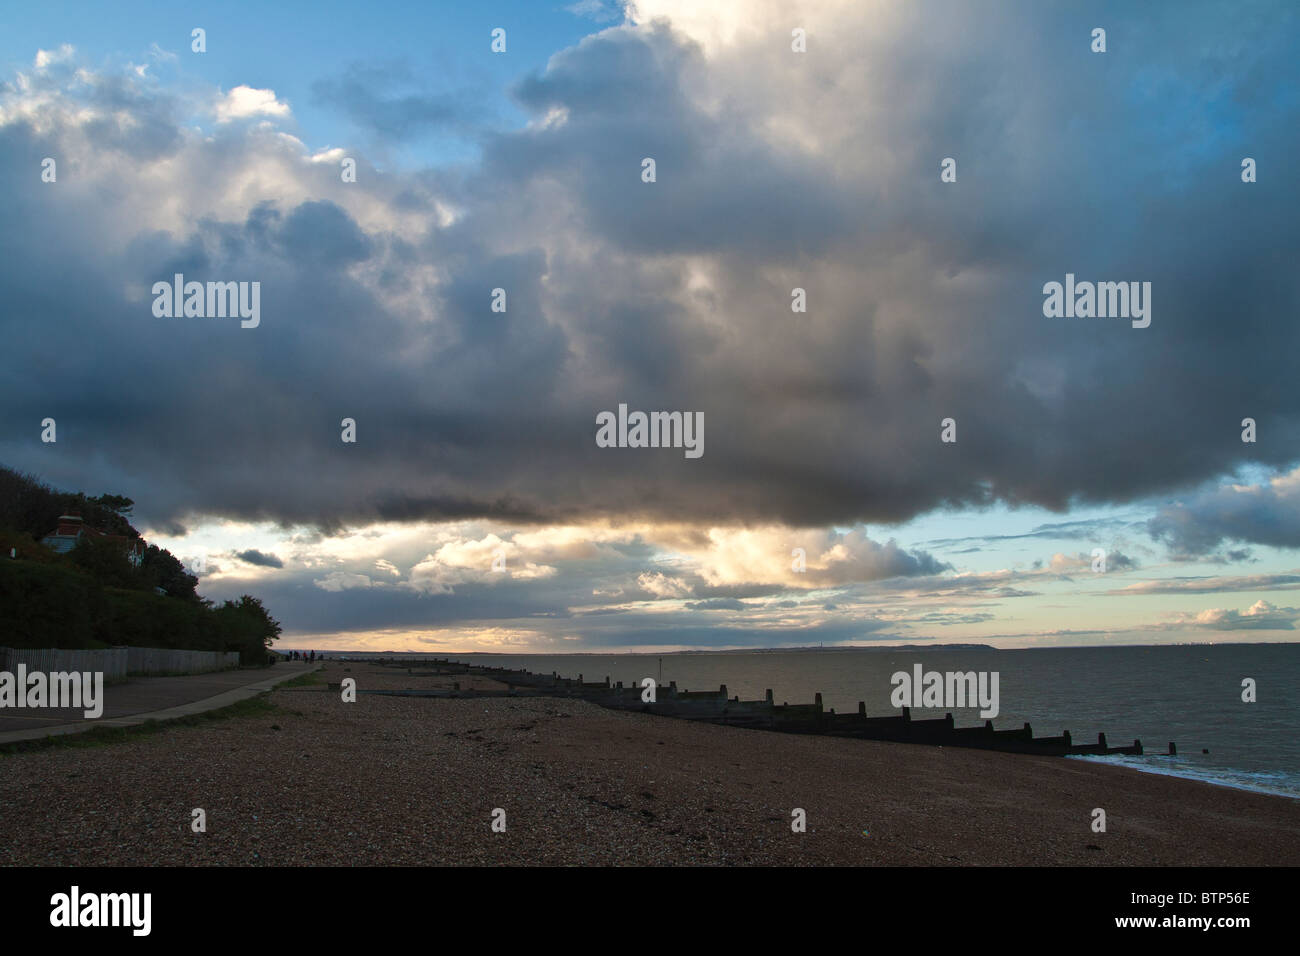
<box><xmin>0</xmin><ymin>662</ymin><xmax>321</xmax><ymax>743</ymax></box>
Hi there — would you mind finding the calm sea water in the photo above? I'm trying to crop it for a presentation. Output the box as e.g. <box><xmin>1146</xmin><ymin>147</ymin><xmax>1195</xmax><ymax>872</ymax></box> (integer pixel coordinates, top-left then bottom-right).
<box><xmin>422</xmin><ymin>644</ymin><xmax>1300</xmax><ymax>799</ymax></box>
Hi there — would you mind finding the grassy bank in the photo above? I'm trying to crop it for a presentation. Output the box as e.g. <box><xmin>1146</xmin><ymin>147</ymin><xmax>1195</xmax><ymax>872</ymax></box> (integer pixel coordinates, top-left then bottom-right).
<box><xmin>0</xmin><ymin>694</ymin><xmax>291</xmax><ymax>755</ymax></box>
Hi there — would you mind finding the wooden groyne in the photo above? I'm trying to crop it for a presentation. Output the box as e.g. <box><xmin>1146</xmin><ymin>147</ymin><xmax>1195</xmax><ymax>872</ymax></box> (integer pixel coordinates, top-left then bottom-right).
<box><xmin>343</xmin><ymin>656</ymin><xmax>1148</xmax><ymax>758</ymax></box>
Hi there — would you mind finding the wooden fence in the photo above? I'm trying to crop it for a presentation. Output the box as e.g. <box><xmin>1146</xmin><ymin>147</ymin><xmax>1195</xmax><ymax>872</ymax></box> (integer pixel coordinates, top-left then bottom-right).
<box><xmin>0</xmin><ymin>647</ymin><xmax>240</xmax><ymax>680</ymax></box>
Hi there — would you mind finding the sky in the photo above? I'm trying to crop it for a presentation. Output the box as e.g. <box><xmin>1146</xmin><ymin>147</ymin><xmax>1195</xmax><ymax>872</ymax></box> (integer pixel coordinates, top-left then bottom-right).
<box><xmin>2</xmin><ymin>0</ymin><xmax>1300</xmax><ymax>652</ymax></box>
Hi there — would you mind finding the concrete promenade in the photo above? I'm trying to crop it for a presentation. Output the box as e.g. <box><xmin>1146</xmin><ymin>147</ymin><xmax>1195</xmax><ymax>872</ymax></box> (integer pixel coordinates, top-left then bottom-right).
<box><xmin>0</xmin><ymin>661</ymin><xmax>320</xmax><ymax>743</ymax></box>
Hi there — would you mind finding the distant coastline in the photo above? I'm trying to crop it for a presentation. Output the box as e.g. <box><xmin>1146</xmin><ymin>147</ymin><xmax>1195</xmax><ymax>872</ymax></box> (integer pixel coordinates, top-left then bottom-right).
<box><xmin>296</xmin><ymin>641</ymin><xmax>1296</xmax><ymax>657</ymax></box>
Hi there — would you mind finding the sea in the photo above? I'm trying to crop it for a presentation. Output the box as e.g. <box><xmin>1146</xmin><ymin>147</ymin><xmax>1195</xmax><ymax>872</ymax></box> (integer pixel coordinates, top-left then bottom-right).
<box><xmin>422</xmin><ymin>643</ymin><xmax>1300</xmax><ymax>799</ymax></box>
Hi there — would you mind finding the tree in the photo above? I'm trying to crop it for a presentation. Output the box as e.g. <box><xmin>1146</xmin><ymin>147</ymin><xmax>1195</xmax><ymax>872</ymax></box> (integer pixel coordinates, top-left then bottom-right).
<box><xmin>214</xmin><ymin>594</ymin><xmax>283</xmax><ymax>664</ymax></box>
<box><xmin>68</xmin><ymin>535</ymin><xmax>137</xmax><ymax>589</ymax></box>
<box><xmin>140</xmin><ymin>544</ymin><xmax>199</xmax><ymax>600</ymax></box>
<box><xmin>92</xmin><ymin>494</ymin><xmax>134</xmax><ymax>517</ymax></box>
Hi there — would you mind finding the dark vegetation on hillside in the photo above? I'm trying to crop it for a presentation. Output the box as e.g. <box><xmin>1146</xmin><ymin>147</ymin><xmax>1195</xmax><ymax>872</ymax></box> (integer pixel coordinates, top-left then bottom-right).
<box><xmin>0</xmin><ymin>466</ymin><xmax>281</xmax><ymax>663</ymax></box>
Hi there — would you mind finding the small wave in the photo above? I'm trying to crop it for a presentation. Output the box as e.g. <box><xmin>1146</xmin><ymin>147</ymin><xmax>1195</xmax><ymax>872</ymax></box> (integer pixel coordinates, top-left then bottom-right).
<box><xmin>1069</xmin><ymin>753</ymin><xmax>1300</xmax><ymax>800</ymax></box>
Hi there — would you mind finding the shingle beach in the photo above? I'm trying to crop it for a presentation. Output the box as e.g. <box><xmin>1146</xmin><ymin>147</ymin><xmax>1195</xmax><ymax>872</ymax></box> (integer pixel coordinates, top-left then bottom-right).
<box><xmin>2</xmin><ymin>662</ymin><xmax>1297</xmax><ymax>866</ymax></box>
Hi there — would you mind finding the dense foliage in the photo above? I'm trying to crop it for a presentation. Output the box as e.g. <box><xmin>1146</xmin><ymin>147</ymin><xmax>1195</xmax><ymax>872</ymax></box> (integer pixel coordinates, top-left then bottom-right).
<box><xmin>0</xmin><ymin>466</ymin><xmax>281</xmax><ymax>663</ymax></box>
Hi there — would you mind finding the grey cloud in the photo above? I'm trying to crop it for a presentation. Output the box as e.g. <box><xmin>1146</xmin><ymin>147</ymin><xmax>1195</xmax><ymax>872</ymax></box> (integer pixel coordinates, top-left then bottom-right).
<box><xmin>234</xmin><ymin>549</ymin><xmax>284</xmax><ymax>568</ymax></box>
<box><xmin>684</xmin><ymin>598</ymin><xmax>747</xmax><ymax>611</ymax></box>
<box><xmin>1110</xmin><ymin>571</ymin><xmax>1300</xmax><ymax>595</ymax></box>
<box><xmin>1</xmin><ymin>3</ymin><xmax>1298</xmax><ymax>538</ymax></box>
<box><xmin>311</xmin><ymin>61</ymin><xmax>492</xmax><ymax>142</ymax></box>
<box><xmin>924</xmin><ymin>516</ymin><xmax>1143</xmax><ymax>549</ymax></box>
<box><xmin>1149</xmin><ymin>473</ymin><xmax>1300</xmax><ymax>557</ymax></box>
<box><xmin>1108</xmin><ymin>552</ymin><xmax>1138</xmax><ymax>571</ymax></box>
<box><xmin>994</xmin><ymin>587</ymin><xmax>1038</xmax><ymax>598</ymax></box>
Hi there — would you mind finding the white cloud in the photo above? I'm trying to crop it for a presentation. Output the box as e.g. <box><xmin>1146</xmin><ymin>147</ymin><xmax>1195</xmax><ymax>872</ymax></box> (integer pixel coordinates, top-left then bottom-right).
<box><xmin>34</xmin><ymin>45</ymin><xmax>75</xmax><ymax>70</ymax></box>
<box><xmin>309</xmin><ymin>146</ymin><xmax>347</xmax><ymax>163</ymax></box>
<box><xmin>646</xmin><ymin>525</ymin><xmax>947</xmax><ymax>589</ymax></box>
<box><xmin>148</xmin><ymin>42</ymin><xmax>178</xmax><ymax>63</ymax></box>
<box><xmin>637</xmin><ymin>571</ymin><xmax>691</xmax><ymax>598</ymax></box>
<box><xmin>215</xmin><ymin>85</ymin><xmax>291</xmax><ymax>122</ymax></box>
<box><xmin>406</xmin><ymin>533</ymin><xmax>558</xmax><ymax>594</ymax></box>
<box><xmin>314</xmin><ymin>571</ymin><xmax>373</xmax><ymax>592</ymax></box>
<box><xmin>1168</xmin><ymin>600</ymin><xmax>1298</xmax><ymax>631</ymax></box>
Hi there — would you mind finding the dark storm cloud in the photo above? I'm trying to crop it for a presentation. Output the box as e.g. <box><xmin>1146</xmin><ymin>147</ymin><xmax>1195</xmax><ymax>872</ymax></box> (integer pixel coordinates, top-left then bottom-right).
<box><xmin>503</xmin><ymin>27</ymin><xmax>856</xmax><ymax>259</ymax></box>
<box><xmin>1</xmin><ymin>1</ymin><xmax>1299</xmax><ymax>537</ymax></box>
